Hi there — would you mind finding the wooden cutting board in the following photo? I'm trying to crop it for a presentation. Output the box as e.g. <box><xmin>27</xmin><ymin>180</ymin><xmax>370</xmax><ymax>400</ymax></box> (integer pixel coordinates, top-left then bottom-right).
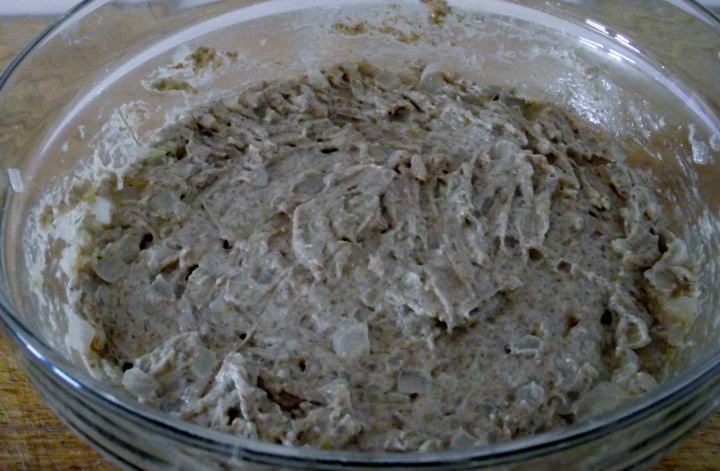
<box><xmin>0</xmin><ymin>15</ymin><xmax>718</xmax><ymax>471</ymax></box>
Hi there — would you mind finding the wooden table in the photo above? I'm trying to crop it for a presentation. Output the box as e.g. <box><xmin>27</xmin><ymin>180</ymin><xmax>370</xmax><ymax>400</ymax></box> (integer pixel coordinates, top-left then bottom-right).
<box><xmin>0</xmin><ymin>13</ymin><xmax>718</xmax><ymax>471</ymax></box>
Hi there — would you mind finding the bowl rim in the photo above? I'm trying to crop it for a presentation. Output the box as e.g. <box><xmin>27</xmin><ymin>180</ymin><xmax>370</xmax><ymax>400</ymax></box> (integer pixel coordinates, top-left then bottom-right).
<box><xmin>1</xmin><ymin>0</ymin><xmax>720</xmax><ymax>466</ymax></box>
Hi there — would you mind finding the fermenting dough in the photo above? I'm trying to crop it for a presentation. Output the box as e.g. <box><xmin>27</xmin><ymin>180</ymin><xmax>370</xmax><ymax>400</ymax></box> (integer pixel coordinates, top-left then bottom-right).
<box><xmin>69</xmin><ymin>62</ymin><xmax>697</xmax><ymax>451</ymax></box>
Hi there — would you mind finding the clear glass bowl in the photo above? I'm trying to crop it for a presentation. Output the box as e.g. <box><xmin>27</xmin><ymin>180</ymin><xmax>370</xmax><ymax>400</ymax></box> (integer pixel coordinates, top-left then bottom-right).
<box><xmin>1</xmin><ymin>1</ymin><xmax>720</xmax><ymax>469</ymax></box>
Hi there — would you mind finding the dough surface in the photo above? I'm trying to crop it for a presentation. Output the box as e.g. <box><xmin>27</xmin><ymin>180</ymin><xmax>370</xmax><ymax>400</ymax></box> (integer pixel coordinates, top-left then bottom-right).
<box><xmin>70</xmin><ymin>63</ymin><xmax>697</xmax><ymax>451</ymax></box>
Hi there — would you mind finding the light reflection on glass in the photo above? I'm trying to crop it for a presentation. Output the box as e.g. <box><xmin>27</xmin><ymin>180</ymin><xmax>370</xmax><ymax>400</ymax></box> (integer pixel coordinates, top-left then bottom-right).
<box><xmin>53</xmin><ymin>365</ymin><xmax>83</xmax><ymax>389</ymax></box>
<box><xmin>614</xmin><ymin>34</ymin><xmax>640</xmax><ymax>53</ymax></box>
<box><xmin>608</xmin><ymin>48</ymin><xmax>636</xmax><ymax>64</ymax></box>
<box><xmin>579</xmin><ymin>37</ymin><xmax>603</xmax><ymax>50</ymax></box>
<box><xmin>585</xmin><ymin>18</ymin><xmax>609</xmax><ymax>34</ymax></box>
<box><xmin>25</xmin><ymin>341</ymin><xmax>44</xmax><ymax>360</ymax></box>
<box><xmin>584</xmin><ymin>18</ymin><xmax>642</xmax><ymax>58</ymax></box>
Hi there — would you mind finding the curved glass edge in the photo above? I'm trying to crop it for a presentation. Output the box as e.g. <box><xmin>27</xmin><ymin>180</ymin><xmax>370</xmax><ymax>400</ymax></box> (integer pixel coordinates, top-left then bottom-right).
<box><xmin>0</xmin><ymin>0</ymin><xmax>719</xmax><ymax>466</ymax></box>
<box><xmin>0</xmin><ymin>0</ymin><xmax>98</xmax><ymax>89</ymax></box>
<box><xmin>12</xmin><ymin>321</ymin><xmax>720</xmax><ymax>468</ymax></box>
<box><xmin>684</xmin><ymin>0</ymin><xmax>720</xmax><ymax>21</ymax></box>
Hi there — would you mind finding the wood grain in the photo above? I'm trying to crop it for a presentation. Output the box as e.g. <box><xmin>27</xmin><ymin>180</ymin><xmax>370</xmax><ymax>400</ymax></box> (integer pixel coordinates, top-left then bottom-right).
<box><xmin>0</xmin><ymin>334</ymin><xmax>113</xmax><ymax>470</ymax></box>
<box><xmin>0</xmin><ymin>13</ymin><xmax>718</xmax><ymax>471</ymax></box>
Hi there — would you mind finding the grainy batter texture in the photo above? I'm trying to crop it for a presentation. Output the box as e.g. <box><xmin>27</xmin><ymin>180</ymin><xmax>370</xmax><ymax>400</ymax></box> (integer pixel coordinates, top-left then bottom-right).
<box><xmin>70</xmin><ymin>63</ymin><xmax>697</xmax><ymax>451</ymax></box>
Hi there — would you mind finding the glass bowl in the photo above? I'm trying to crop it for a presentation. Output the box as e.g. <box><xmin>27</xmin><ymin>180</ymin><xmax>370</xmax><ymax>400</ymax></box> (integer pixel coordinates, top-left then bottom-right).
<box><xmin>1</xmin><ymin>0</ymin><xmax>720</xmax><ymax>469</ymax></box>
